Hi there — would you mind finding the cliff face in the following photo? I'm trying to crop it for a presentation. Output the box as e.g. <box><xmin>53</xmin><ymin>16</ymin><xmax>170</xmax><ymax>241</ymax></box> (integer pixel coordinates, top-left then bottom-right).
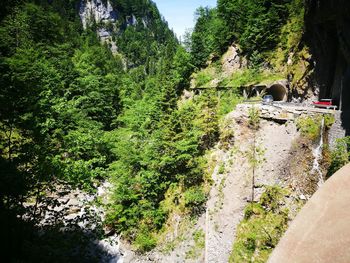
<box><xmin>305</xmin><ymin>0</ymin><xmax>350</xmax><ymax>110</ymax></box>
<box><xmin>79</xmin><ymin>0</ymin><xmax>119</xmax><ymax>52</ymax></box>
<box><xmin>79</xmin><ymin>0</ymin><xmax>117</xmax><ymax>29</ymax></box>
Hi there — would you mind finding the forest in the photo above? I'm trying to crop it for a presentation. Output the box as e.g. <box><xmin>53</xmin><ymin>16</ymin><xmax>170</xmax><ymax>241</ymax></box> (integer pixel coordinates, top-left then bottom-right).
<box><xmin>1</xmin><ymin>0</ymin><xmax>348</xmax><ymax>262</ymax></box>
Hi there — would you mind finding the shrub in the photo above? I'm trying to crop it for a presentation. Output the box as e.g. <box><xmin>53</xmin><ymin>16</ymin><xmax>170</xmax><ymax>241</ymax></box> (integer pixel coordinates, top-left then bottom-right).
<box><xmin>296</xmin><ymin>115</ymin><xmax>322</xmax><ymax>141</ymax></box>
<box><xmin>218</xmin><ymin>163</ymin><xmax>225</xmax><ymax>174</ymax></box>
<box><xmin>248</xmin><ymin>106</ymin><xmax>260</xmax><ymax>130</ymax></box>
<box><xmin>328</xmin><ymin>137</ymin><xmax>350</xmax><ymax>177</ymax></box>
<box><xmin>259</xmin><ymin>186</ymin><xmax>285</xmax><ymax>212</ymax></box>
<box><xmin>243</xmin><ymin>202</ymin><xmax>265</xmax><ymax>220</ymax></box>
<box><xmin>229</xmin><ymin>186</ymin><xmax>289</xmax><ymax>263</ymax></box>
<box><xmin>324</xmin><ymin>114</ymin><xmax>335</xmax><ymax>129</ymax></box>
<box><xmin>184</xmin><ymin>186</ymin><xmax>207</xmax><ymax>208</ymax></box>
<box><xmin>134</xmin><ymin>231</ymin><xmax>157</xmax><ymax>252</ymax></box>
<box><xmin>195</xmin><ymin>70</ymin><xmax>213</xmax><ymax>87</ymax></box>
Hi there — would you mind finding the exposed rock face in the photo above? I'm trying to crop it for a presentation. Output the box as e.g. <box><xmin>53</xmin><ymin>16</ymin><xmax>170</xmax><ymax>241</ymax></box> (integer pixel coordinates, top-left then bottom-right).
<box><xmin>304</xmin><ymin>0</ymin><xmax>350</xmax><ymax>135</ymax></box>
<box><xmin>328</xmin><ymin>111</ymin><xmax>346</xmax><ymax>149</ymax></box>
<box><xmin>221</xmin><ymin>45</ymin><xmax>247</xmax><ymax>76</ymax></box>
<box><xmin>305</xmin><ymin>0</ymin><xmax>350</xmax><ymax>109</ymax></box>
<box><xmin>79</xmin><ymin>0</ymin><xmax>117</xmax><ymax>29</ymax></box>
<box><xmin>79</xmin><ymin>0</ymin><xmax>118</xmax><ymax>53</ymax></box>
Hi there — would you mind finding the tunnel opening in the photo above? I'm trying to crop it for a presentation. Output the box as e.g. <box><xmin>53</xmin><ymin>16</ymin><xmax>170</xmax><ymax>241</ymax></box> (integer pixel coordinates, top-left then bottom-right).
<box><xmin>266</xmin><ymin>84</ymin><xmax>288</xmax><ymax>102</ymax></box>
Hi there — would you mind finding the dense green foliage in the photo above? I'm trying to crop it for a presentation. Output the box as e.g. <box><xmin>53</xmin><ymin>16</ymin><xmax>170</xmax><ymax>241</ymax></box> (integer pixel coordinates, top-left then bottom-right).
<box><xmin>105</xmin><ymin>90</ymin><xmax>219</xmax><ymax>249</ymax></box>
<box><xmin>328</xmin><ymin>137</ymin><xmax>350</xmax><ymax>177</ymax></box>
<box><xmin>296</xmin><ymin>114</ymin><xmax>334</xmax><ymax>142</ymax></box>
<box><xmin>188</xmin><ymin>0</ymin><xmax>304</xmax><ymax>68</ymax></box>
<box><xmin>189</xmin><ymin>7</ymin><xmax>227</xmax><ymax>68</ymax></box>
<box><xmin>229</xmin><ymin>186</ymin><xmax>289</xmax><ymax>263</ymax></box>
<box><xmin>0</xmin><ymin>0</ymin><xmax>310</xmax><ymax>260</ymax></box>
<box><xmin>0</xmin><ymin>0</ymin><xmax>205</xmax><ymax>259</ymax></box>
<box><xmin>296</xmin><ymin>115</ymin><xmax>323</xmax><ymax>141</ymax></box>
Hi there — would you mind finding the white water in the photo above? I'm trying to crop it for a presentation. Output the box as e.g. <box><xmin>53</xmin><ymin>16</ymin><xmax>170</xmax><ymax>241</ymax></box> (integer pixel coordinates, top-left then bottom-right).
<box><xmin>311</xmin><ymin>117</ymin><xmax>325</xmax><ymax>187</ymax></box>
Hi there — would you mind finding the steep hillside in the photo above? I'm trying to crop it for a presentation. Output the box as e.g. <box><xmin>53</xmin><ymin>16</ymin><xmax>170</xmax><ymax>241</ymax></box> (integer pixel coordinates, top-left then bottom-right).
<box><xmin>1</xmin><ymin>0</ymin><xmax>350</xmax><ymax>262</ymax></box>
<box><xmin>0</xmin><ymin>0</ymin><xmax>198</xmax><ymax>261</ymax></box>
<box><xmin>177</xmin><ymin>0</ymin><xmax>350</xmax><ymax>262</ymax></box>
<box><xmin>188</xmin><ymin>0</ymin><xmax>350</xmax><ymax>110</ymax></box>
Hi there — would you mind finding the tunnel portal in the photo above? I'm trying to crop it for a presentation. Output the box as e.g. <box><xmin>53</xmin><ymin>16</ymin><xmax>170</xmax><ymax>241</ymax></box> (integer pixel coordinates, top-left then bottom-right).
<box><xmin>266</xmin><ymin>84</ymin><xmax>288</xmax><ymax>102</ymax></box>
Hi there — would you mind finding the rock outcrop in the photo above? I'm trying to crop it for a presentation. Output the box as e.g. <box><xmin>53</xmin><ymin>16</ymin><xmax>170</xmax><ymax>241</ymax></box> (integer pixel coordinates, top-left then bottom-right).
<box><xmin>305</xmin><ymin>0</ymin><xmax>350</xmax><ymax>110</ymax></box>
<box><xmin>79</xmin><ymin>0</ymin><xmax>118</xmax><ymax>52</ymax></box>
<box><xmin>221</xmin><ymin>45</ymin><xmax>247</xmax><ymax>77</ymax></box>
<box><xmin>79</xmin><ymin>0</ymin><xmax>117</xmax><ymax>29</ymax></box>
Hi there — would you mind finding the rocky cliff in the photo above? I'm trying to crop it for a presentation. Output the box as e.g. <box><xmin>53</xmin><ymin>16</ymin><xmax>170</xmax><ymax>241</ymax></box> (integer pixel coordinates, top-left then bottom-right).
<box><xmin>305</xmin><ymin>0</ymin><xmax>350</xmax><ymax>110</ymax></box>
<box><xmin>79</xmin><ymin>0</ymin><xmax>119</xmax><ymax>52</ymax></box>
<box><xmin>79</xmin><ymin>0</ymin><xmax>117</xmax><ymax>29</ymax></box>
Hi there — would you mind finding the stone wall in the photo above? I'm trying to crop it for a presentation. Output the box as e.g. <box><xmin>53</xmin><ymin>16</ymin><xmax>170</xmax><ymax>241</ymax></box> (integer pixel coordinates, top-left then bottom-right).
<box><xmin>328</xmin><ymin>111</ymin><xmax>347</xmax><ymax>149</ymax></box>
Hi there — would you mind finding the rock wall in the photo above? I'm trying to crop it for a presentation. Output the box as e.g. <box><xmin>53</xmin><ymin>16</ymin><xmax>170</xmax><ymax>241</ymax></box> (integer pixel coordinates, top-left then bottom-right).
<box><xmin>221</xmin><ymin>44</ymin><xmax>247</xmax><ymax>77</ymax></box>
<box><xmin>328</xmin><ymin>111</ymin><xmax>346</xmax><ymax>149</ymax></box>
<box><xmin>79</xmin><ymin>0</ymin><xmax>117</xmax><ymax>29</ymax></box>
<box><xmin>303</xmin><ymin>0</ymin><xmax>350</xmax><ymax>136</ymax></box>
<box><xmin>79</xmin><ymin>0</ymin><xmax>118</xmax><ymax>53</ymax></box>
<box><xmin>305</xmin><ymin>0</ymin><xmax>350</xmax><ymax>109</ymax></box>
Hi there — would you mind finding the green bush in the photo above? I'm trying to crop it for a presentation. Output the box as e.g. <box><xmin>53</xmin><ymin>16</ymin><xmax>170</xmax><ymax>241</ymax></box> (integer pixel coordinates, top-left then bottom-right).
<box><xmin>296</xmin><ymin>115</ymin><xmax>322</xmax><ymax>141</ymax></box>
<box><xmin>184</xmin><ymin>186</ymin><xmax>207</xmax><ymax>207</ymax></box>
<box><xmin>328</xmin><ymin>137</ymin><xmax>350</xmax><ymax>176</ymax></box>
<box><xmin>229</xmin><ymin>186</ymin><xmax>289</xmax><ymax>263</ymax></box>
<box><xmin>324</xmin><ymin>114</ymin><xmax>335</xmax><ymax>129</ymax></box>
<box><xmin>134</xmin><ymin>231</ymin><xmax>157</xmax><ymax>252</ymax></box>
<box><xmin>259</xmin><ymin>186</ymin><xmax>286</xmax><ymax>212</ymax></box>
<box><xmin>218</xmin><ymin>163</ymin><xmax>225</xmax><ymax>174</ymax></box>
<box><xmin>195</xmin><ymin>70</ymin><xmax>213</xmax><ymax>87</ymax></box>
<box><xmin>243</xmin><ymin>202</ymin><xmax>265</xmax><ymax>220</ymax></box>
<box><xmin>248</xmin><ymin>106</ymin><xmax>260</xmax><ymax>130</ymax></box>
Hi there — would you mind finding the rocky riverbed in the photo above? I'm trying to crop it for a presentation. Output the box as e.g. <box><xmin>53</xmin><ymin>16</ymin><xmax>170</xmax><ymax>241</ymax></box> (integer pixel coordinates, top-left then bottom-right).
<box><xmin>24</xmin><ymin>181</ymin><xmax>125</xmax><ymax>263</ymax></box>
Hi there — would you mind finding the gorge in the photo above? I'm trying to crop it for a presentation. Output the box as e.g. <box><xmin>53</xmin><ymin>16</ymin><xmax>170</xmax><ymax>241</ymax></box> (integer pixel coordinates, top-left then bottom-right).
<box><xmin>0</xmin><ymin>0</ymin><xmax>349</xmax><ymax>262</ymax></box>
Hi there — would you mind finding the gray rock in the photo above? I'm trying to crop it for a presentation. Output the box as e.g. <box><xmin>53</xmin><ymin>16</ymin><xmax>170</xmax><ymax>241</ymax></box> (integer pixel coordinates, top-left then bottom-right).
<box><xmin>299</xmin><ymin>194</ymin><xmax>307</xmax><ymax>200</ymax></box>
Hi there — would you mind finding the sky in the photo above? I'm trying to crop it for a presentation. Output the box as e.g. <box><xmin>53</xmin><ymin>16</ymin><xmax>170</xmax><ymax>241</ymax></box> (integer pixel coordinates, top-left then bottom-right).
<box><xmin>153</xmin><ymin>0</ymin><xmax>217</xmax><ymax>39</ymax></box>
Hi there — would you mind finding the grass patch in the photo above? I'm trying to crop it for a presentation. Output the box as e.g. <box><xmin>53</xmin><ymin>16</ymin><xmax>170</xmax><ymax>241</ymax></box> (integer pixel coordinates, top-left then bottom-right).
<box><xmin>229</xmin><ymin>186</ymin><xmax>289</xmax><ymax>263</ymax></box>
<box><xmin>134</xmin><ymin>231</ymin><xmax>157</xmax><ymax>252</ymax></box>
<box><xmin>327</xmin><ymin>137</ymin><xmax>350</xmax><ymax>177</ymax></box>
<box><xmin>185</xmin><ymin>229</ymin><xmax>205</xmax><ymax>259</ymax></box>
<box><xmin>296</xmin><ymin>115</ymin><xmax>323</xmax><ymax>141</ymax></box>
<box><xmin>219</xmin><ymin>69</ymin><xmax>284</xmax><ymax>88</ymax></box>
<box><xmin>193</xmin><ymin>67</ymin><xmax>217</xmax><ymax>88</ymax></box>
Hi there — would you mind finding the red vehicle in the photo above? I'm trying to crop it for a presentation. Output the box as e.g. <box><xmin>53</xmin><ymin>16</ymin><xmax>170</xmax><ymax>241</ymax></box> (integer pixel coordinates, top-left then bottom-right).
<box><xmin>313</xmin><ymin>99</ymin><xmax>337</xmax><ymax>109</ymax></box>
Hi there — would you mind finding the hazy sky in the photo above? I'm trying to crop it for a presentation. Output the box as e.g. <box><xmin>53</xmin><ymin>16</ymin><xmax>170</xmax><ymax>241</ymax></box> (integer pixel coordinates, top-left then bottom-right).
<box><xmin>153</xmin><ymin>0</ymin><xmax>217</xmax><ymax>39</ymax></box>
